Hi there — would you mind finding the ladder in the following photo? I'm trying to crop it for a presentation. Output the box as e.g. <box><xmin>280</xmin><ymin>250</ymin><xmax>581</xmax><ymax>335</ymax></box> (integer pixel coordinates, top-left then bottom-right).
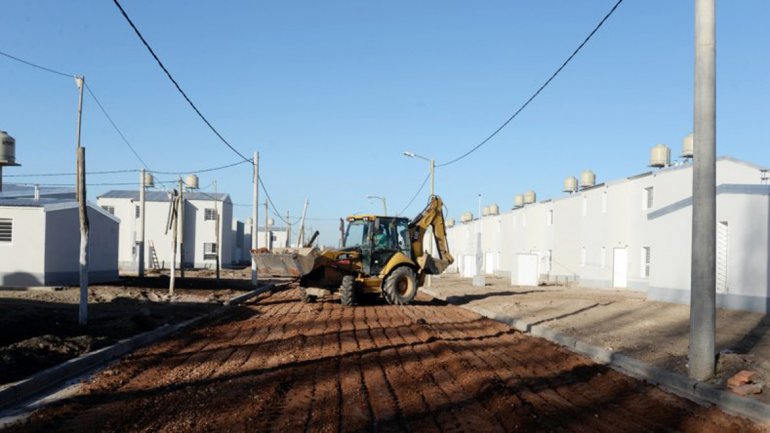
<box><xmin>148</xmin><ymin>240</ymin><xmax>161</xmax><ymax>270</ymax></box>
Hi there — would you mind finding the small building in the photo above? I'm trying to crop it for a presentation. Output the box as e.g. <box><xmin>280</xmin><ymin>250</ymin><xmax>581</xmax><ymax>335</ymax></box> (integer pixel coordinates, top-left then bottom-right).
<box><xmin>0</xmin><ymin>197</ymin><xmax>119</xmax><ymax>286</ymax></box>
<box><xmin>447</xmin><ymin>156</ymin><xmax>770</xmax><ymax>314</ymax></box>
<box><xmin>97</xmin><ymin>190</ymin><xmax>233</xmax><ymax>271</ymax></box>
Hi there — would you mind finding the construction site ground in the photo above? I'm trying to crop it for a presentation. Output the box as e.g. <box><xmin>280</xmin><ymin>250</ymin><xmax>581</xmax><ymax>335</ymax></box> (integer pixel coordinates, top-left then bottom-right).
<box><xmin>0</xmin><ymin>268</ymin><xmax>262</xmax><ymax>386</ymax></box>
<box><xmin>3</xmin><ymin>286</ymin><xmax>769</xmax><ymax>432</ymax></box>
<box><xmin>426</xmin><ymin>275</ymin><xmax>770</xmax><ymax>405</ymax></box>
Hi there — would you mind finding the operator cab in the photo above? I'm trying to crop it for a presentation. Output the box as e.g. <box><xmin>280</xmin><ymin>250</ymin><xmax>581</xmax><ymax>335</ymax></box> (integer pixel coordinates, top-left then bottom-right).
<box><xmin>344</xmin><ymin>216</ymin><xmax>411</xmax><ymax>275</ymax></box>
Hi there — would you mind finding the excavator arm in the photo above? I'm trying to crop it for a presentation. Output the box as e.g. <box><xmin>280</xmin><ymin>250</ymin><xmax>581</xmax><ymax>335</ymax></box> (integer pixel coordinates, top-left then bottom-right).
<box><xmin>408</xmin><ymin>195</ymin><xmax>454</xmax><ymax>275</ymax></box>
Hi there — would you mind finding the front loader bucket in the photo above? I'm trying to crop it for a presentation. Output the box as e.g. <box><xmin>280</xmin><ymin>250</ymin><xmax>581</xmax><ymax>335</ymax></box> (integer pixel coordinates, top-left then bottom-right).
<box><xmin>250</xmin><ymin>247</ymin><xmax>319</xmax><ymax>278</ymax></box>
<box><xmin>418</xmin><ymin>254</ymin><xmax>451</xmax><ymax>275</ymax></box>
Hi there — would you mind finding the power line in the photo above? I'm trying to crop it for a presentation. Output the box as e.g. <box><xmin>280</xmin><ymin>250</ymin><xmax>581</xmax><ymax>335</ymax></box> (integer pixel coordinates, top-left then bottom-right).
<box><xmin>151</xmin><ymin>159</ymin><xmax>250</xmax><ymax>175</ymax></box>
<box><xmin>112</xmin><ymin>0</ymin><xmax>252</xmax><ymax>164</ymax></box>
<box><xmin>397</xmin><ymin>173</ymin><xmax>430</xmax><ymax>216</ymax></box>
<box><xmin>437</xmin><ymin>0</ymin><xmax>625</xmax><ymax>168</ymax></box>
<box><xmin>84</xmin><ymin>83</ymin><xmax>151</xmax><ymax>168</ymax></box>
<box><xmin>5</xmin><ymin>169</ymin><xmax>141</xmax><ymax>178</ymax></box>
<box><xmin>0</xmin><ymin>49</ymin><xmax>74</xmax><ymax>78</ymax></box>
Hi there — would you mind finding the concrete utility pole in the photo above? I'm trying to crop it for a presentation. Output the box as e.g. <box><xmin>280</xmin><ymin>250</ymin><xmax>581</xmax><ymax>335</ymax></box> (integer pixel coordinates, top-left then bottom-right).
<box><xmin>138</xmin><ymin>168</ymin><xmax>146</xmax><ymax>278</ymax></box>
<box><xmin>689</xmin><ymin>0</ymin><xmax>717</xmax><ymax>381</ymax></box>
<box><xmin>74</xmin><ymin>75</ymin><xmax>89</xmax><ymax>326</ymax></box>
<box><xmin>286</xmin><ymin>210</ymin><xmax>292</xmax><ymax>248</ymax></box>
<box><xmin>214</xmin><ymin>180</ymin><xmax>221</xmax><ymax>285</ymax></box>
<box><xmin>178</xmin><ymin>178</ymin><xmax>185</xmax><ymax>279</ymax></box>
<box><xmin>251</xmin><ymin>152</ymin><xmax>259</xmax><ymax>286</ymax></box>
<box><xmin>297</xmin><ymin>198</ymin><xmax>309</xmax><ymax>247</ymax></box>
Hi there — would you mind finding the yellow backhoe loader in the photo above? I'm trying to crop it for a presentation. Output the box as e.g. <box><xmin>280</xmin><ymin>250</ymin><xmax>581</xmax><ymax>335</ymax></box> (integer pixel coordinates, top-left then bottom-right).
<box><xmin>251</xmin><ymin>195</ymin><xmax>453</xmax><ymax>305</ymax></box>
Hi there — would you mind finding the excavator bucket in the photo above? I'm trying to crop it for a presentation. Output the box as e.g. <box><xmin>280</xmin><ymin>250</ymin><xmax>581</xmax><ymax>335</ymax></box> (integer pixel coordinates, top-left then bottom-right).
<box><xmin>417</xmin><ymin>254</ymin><xmax>451</xmax><ymax>275</ymax></box>
<box><xmin>250</xmin><ymin>247</ymin><xmax>319</xmax><ymax>278</ymax></box>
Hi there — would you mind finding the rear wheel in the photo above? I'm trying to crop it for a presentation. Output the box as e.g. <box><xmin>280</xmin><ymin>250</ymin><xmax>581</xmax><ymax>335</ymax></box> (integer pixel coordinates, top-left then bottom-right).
<box><xmin>340</xmin><ymin>275</ymin><xmax>355</xmax><ymax>306</ymax></box>
<box><xmin>382</xmin><ymin>267</ymin><xmax>418</xmax><ymax>305</ymax></box>
<box><xmin>299</xmin><ymin>286</ymin><xmax>316</xmax><ymax>303</ymax></box>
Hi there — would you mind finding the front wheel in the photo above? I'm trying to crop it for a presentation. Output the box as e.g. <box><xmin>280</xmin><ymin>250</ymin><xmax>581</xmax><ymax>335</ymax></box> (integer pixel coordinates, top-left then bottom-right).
<box><xmin>382</xmin><ymin>267</ymin><xmax>418</xmax><ymax>305</ymax></box>
<box><xmin>340</xmin><ymin>275</ymin><xmax>355</xmax><ymax>306</ymax></box>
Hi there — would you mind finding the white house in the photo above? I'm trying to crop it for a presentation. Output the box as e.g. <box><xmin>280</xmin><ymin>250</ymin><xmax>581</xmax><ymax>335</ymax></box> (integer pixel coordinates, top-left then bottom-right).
<box><xmin>97</xmin><ymin>190</ymin><xmax>233</xmax><ymax>271</ymax></box>
<box><xmin>0</xmin><ymin>197</ymin><xmax>119</xmax><ymax>286</ymax></box>
<box><xmin>447</xmin><ymin>156</ymin><xmax>770</xmax><ymax>314</ymax></box>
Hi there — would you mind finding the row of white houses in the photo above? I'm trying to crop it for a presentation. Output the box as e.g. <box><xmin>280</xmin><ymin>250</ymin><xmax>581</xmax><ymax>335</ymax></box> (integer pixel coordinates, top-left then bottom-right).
<box><xmin>446</xmin><ymin>156</ymin><xmax>770</xmax><ymax>314</ymax></box>
<box><xmin>0</xmin><ymin>185</ymin><xmax>289</xmax><ymax>286</ymax></box>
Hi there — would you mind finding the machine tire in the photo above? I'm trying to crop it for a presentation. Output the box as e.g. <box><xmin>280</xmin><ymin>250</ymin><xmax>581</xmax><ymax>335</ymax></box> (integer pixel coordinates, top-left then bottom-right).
<box><xmin>340</xmin><ymin>275</ymin><xmax>356</xmax><ymax>306</ymax></box>
<box><xmin>382</xmin><ymin>267</ymin><xmax>418</xmax><ymax>305</ymax></box>
<box><xmin>299</xmin><ymin>286</ymin><xmax>316</xmax><ymax>303</ymax></box>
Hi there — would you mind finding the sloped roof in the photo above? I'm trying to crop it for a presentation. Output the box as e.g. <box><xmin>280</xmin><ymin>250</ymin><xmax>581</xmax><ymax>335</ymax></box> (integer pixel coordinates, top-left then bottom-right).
<box><xmin>0</xmin><ymin>184</ymin><xmax>76</xmax><ymax>199</ymax></box>
<box><xmin>0</xmin><ymin>198</ymin><xmax>119</xmax><ymax>222</ymax></box>
<box><xmin>97</xmin><ymin>190</ymin><xmax>230</xmax><ymax>202</ymax></box>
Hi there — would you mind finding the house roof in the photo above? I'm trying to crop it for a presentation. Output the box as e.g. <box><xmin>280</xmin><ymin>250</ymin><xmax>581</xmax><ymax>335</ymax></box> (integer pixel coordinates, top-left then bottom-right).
<box><xmin>98</xmin><ymin>190</ymin><xmax>231</xmax><ymax>203</ymax></box>
<box><xmin>0</xmin><ymin>184</ymin><xmax>76</xmax><ymax>199</ymax></box>
<box><xmin>0</xmin><ymin>198</ymin><xmax>120</xmax><ymax>222</ymax></box>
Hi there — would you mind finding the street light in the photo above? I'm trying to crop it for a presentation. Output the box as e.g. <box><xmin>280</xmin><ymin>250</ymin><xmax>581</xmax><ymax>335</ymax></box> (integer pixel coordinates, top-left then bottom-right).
<box><xmin>403</xmin><ymin>150</ymin><xmax>437</xmax><ymax>287</ymax></box>
<box><xmin>403</xmin><ymin>151</ymin><xmax>435</xmax><ymax>196</ymax></box>
<box><xmin>367</xmin><ymin>195</ymin><xmax>388</xmax><ymax>216</ymax></box>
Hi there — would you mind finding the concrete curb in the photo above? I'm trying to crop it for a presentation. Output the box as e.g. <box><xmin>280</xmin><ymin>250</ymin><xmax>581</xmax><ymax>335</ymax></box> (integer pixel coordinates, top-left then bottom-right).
<box><xmin>421</xmin><ymin>287</ymin><xmax>770</xmax><ymax>424</ymax></box>
<box><xmin>0</xmin><ymin>283</ymin><xmax>275</xmax><ymax>411</ymax></box>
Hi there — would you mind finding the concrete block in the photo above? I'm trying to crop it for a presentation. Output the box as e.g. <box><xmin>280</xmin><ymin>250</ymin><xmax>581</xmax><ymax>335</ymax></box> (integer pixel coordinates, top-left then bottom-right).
<box><xmin>574</xmin><ymin>340</ymin><xmax>613</xmax><ymax>364</ymax></box>
<box><xmin>694</xmin><ymin>382</ymin><xmax>770</xmax><ymax>424</ymax></box>
<box><xmin>529</xmin><ymin>325</ymin><xmax>577</xmax><ymax>350</ymax></box>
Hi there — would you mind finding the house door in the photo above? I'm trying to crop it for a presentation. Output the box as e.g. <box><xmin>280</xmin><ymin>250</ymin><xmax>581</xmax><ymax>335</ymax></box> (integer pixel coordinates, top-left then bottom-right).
<box><xmin>612</xmin><ymin>248</ymin><xmax>628</xmax><ymax>288</ymax></box>
<box><xmin>515</xmin><ymin>254</ymin><xmax>539</xmax><ymax>286</ymax></box>
<box><xmin>462</xmin><ymin>255</ymin><xmax>476</xmax><ymax>278</ymax></box>
<box><xmin>485</xmin><ymin>252</ymin><xmax>497</xmax><ymax>275</ymax></box>
<box><xmin>716</xmin><ymin>222</ymin><xmax>728</xmax><ymax>293</ymax></box>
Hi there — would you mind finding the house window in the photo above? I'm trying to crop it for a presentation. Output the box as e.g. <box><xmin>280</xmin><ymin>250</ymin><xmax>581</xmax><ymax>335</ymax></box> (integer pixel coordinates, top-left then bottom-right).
<box><xmin>600</xmin><ymin>247</ymin><xmax>606</xmax><ymax>268</ymax></box>
<box><xmin>601</xmin><ymin>192</ymin><xmax>607</xmax><ymax>213</ymax></box>
<box><xmin>135</xmin><ymin>205</ymin><xmax>141</xmax><ymax>218</ymax></box>
<box><xmin>641</xmin><ymin>246</ymin><xmax>651</xmax><ymax>277</ymax></box>
<box><xmin>582</xmin><ymin>196</ymin><xmax>588</xmax><ymax>217</ymax></box>
<box><xmin>546</xmin><ymin>210</ymin><xmax>553</xmax><ymax>226</ymax></box>
<box><xmin>204</xmin><ymin>208</ymin><xmax>217</xmax><ymax>221</ymax></box>
<box><xmin>643</xmin><ymin>187</ymin><xmax>654</xmax><ymax>210</ymax></box>
<box><xmin>204</xmin><ymin>242</ymin><xmax>218</xmax><ymax>259</ymax></box>
<box><xmin>0</xmin><ymin>218</ymin><xmax>12</xmax><ymax>243</ymax></box>
<box><xmin>580</xmin><ymin>247</ymin><xmax>586</xmax><ymax>267</ymax></box>
<box><xmin>102</xmin><ymin>205</ymin><xmax>115</xmax><ymax>215</ymax></box>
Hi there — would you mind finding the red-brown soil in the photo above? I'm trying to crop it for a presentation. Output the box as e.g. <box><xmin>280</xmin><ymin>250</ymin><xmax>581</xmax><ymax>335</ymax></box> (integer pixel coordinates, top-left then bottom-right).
<box><xmin>3</xmin><ymin>289</ymin><xmax>768</xmax><ymax>433</ymax></box>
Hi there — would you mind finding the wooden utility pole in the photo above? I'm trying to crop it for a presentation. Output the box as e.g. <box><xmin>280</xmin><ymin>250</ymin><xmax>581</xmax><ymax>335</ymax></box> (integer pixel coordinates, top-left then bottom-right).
<box><xmin>75</xmin><ymin>75</ymin><xmax>89</xmax><ymax>326</ymax></box>
<box><xmin>169</xmin><ymin>191</ymin><xmax>178</xmax><ymax>296</ymax></box>
<box><xmin>264</xmin><ymin>201</ymin><xmax>269</xmax><ymax>250</ymax></box>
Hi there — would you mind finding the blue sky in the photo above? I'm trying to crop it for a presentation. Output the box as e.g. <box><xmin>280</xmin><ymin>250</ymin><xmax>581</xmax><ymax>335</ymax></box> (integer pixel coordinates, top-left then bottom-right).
<box><xmin>2</xmin><ymin>1</ymin><xmax>768</xmax><ymax>246</ymax></box>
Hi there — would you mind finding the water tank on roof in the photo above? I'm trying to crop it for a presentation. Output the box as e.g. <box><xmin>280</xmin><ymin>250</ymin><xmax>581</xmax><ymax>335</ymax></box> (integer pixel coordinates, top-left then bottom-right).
<box><xmin>514</xmin><ymin>195</ymin><xmax>524</xmax><ymax>208</ymax></box>
<box><xmin>482</xmin><ymin>206</ymin><xmax>489</xmax><ymax>216</ymax></box>
<box><xmin>563</xmin><ymin>176</ymin><xmax>578</xmax><ymax>193</ymax></box>
<box><xmin>580</xmin><ymin>170</ymin><xmax>596</xmax><ymax>189</ymax></box>
<box><xmin>267</xmin><ymin>218</ymin><xmax>275</xmax><ymax>226</ymax></box>
<box><xmin>488</xmin><ymin>203</ymin><xmax>499</xmax><ymax>215</ymax></box>
<box><xmin>185</xmin><ymin>174</ymin><xmax>199</xmax><ymax>189</ymax></box>
<box><xmin>460</xmin><ymin>212</ymin><xmax>473</xmax><ymax>223</ymax></box>
<box><xmin>523</xmin><ymin>190</ymin><xmax>536</xmax><ymax>205</ymax></box>
<box><xmin>682</xmin><ymin>133</ymin><xmax>694</xmax><ymax>158</ymax></box>
<box><xmin>446</xmin><ymin>218</ymin><xmax>455</xmax><ymax>228</ymax></box>
<box><xmin>143</xmin><ymin>172</ymin><xmax>154</xmax><ymax>188</ymax></box>
<box><xmin>0</xmin><ymin>131</ymin><xmax>19</xmax><ymax>166</ymax></box>
<box><xmin>650</xmin><ymin>144</ymin><xmax>671</xmax><ymax>168</ymax></box>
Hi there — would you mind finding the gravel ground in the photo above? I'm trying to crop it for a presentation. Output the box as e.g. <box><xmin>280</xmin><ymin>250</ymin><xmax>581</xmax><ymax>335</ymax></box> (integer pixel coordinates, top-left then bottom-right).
<box><xmin>427</xmin><ymin>274</ymin><xmax>770</xmax><ymax>404</ymax></box>
<box><xmin>2</xmin><ymin>288</ymin><xmax>768</xmax><ymax>432</ymax></box>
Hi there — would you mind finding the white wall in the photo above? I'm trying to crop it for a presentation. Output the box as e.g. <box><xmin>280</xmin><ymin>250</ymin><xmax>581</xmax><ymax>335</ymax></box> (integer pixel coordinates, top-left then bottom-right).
<box><xmin>446</xmin><ymin>158</ymin><xmax>770</xmax><ymax>313</ymax></box>
<box><xmin>0</xmin><ymin>206</ymin><xmax>46</xmax><ymax>286</ymax></box>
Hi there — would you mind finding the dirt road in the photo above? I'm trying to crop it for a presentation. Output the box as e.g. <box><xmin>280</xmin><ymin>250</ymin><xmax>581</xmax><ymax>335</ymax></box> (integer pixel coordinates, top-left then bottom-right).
<box><xmin>4</xmin><ymin>289</ymin><xmax>768</xmax><ymax>433</ymax></box>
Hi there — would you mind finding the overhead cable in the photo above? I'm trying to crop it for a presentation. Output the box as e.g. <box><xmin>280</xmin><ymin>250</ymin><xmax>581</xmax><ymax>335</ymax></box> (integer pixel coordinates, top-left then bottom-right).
<box><xmin>437</xmin><ymin>0</ymin><xmax>625</xmax><ymax>168</ymax></box>
<box><xmin>397</xmin><ymin>173</ymin><xmax>430</xmax><ymax>216</ymax></box>
<box><xmin>0</xmin><ymin>49</ymin><xmax>74</xmax><ymax>78</ymax></box>
<box><xmin>112</xmin><ymin>0</ymin><xmax>252</xmax><ymax>164</ymax></box>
